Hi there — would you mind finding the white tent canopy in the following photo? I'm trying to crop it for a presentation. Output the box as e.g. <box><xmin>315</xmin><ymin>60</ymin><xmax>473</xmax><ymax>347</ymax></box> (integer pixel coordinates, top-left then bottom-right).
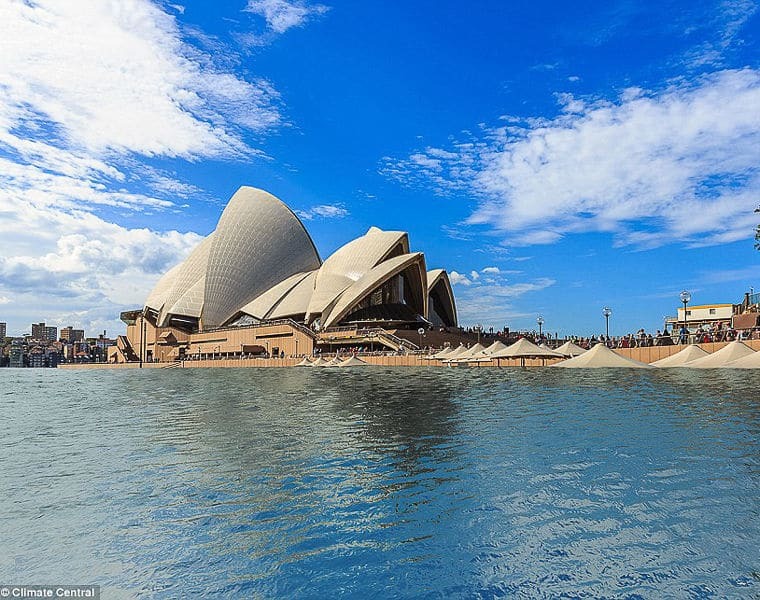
<box><xmin>452</xmin><ymin>342</ymin><xmax>487</xmax><ymax>361</ymax></box>
<box><xmin>553</xmin><ymin>343</ymin><xmax>652</xmax><ymax>369</ymax></box>
<box><xmin>431</xmin><ymin>346</ymin><xmax>456</xmax><ymax>359</ymax></box>
<box><xmin>443</xmin><ymin>345</ymin><xmax>471</xmax><ymax>361</ymax></box>
<box><xmin>650</xmin><ymin>345</ymin><xmax>709</xmax><ymax>367</ymax></box>
<box><xmin>491</xmin><ymin>338</ymin><xmax>564</xmax><ymax>359</ymax></box>
<box><xmin>555</xmin><ymin>341</ymin><xmax>588</xmax><ymax>357</ymax></box>
<box><xmin>679</xmin><ymin>341</ymin><xmax>755</xmax><ymax>368</ymax></box>
<box><xmin>339</xmin><ymin>355</ymin><xmax>370</xmax><ymax>367</ymax></box>
<box><xmin>725</xmin><ymin>348</ymin><xmax>760</xmax><ymax>368</ymax></box>
<box><xmin>483</xmin><ymin>340</ymin><xmax>508</xmax><ymax>355</ymax></box>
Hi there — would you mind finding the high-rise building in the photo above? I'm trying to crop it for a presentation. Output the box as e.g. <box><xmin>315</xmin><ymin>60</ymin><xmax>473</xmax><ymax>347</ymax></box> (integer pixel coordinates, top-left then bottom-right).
<box><xmin>31</xmin><ymin>323</ymin><xmax>58</xmax><ymax>341</ymax></box>
<box><xmin>31</xmin><ymin>322</ymin><xmax>46</xmax><ymax>340</ymax></box>
<box><xmin>60</xmin><ymin>326</ymin><xmax>85</xmax><ymax>343</ymax></box>
<box><xmin>0</xmin><ymin>322</ymin><xmax>6</xmax><ymax>339</ymax></box>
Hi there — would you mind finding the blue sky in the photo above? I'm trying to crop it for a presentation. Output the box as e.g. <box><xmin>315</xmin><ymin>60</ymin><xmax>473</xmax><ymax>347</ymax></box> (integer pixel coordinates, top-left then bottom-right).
<box><xmin>0</xmin><ymin>0</ymin><xmax>758</xmax><ymax>337</ymax></box>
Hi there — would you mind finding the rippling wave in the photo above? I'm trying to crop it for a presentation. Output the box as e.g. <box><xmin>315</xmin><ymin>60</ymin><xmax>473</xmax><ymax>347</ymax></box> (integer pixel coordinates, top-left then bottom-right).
<box><xmin>1</xmin><ymin>368</ymin><xmax>759</xmax><ymax>598</ymax></box>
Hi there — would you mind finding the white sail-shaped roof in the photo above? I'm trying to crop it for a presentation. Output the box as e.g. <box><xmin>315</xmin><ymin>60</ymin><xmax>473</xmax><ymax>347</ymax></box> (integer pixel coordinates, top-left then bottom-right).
<box><xmin>320</xmin><ymin>252</ymin><xmax>426</xmax><ymax>328</ymax></box>
<box><xmin>140</xmin><ymin>186</ymin><xmax>458</xmax><ymax>334</ymax></box>
<box><xmin>145</xmin><ymin>262</ymin><xmax>182</xmax><ymax>313</ymax></box>
<box><xmin>307</xmin><ymin>227</ymin><xmax>409</xmax><ymax>321</ymax></box>
<box><xmin>267</xmin><ymin>271</ymin><xmax>318</xmax><ymax>320</ymax></box>
<box><xmin>165</xmin><ymin>275</ymin><xmax>205</xmax><ymax>318</ymax></box>
<box><xmin>427</xmin><ymin>269</ymin><xmax>458</xmax><ymax>327</ymax></box>
<box><xmin>239</xmin><ymin>271</ymin><xmax>314</xmax><ymax>319</ymax></box>
<box><xmin>157</xmin><ymin>234</ymin><xmax>214</xmax><ymax>326</ymax></box>
<box><xmin>202</xmin><ymin>187</ymin><xmax>322</xmax><ymax>328</ymax></box>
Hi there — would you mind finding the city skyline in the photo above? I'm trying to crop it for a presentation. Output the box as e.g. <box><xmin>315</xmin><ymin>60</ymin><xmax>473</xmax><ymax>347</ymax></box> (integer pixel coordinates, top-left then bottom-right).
<box><xmin>0</xmin><ymin>0</ymin><xmax>758</xmax><ymax>337</ymax></box>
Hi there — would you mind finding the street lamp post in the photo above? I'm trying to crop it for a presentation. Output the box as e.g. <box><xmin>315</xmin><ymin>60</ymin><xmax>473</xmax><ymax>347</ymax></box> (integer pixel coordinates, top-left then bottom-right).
<box><xmin>536</xmin><ymin>315</ymin><xmax>544</xmax><ymax>340</ymax></box>
<box><xmin>602</xmin><ymin>307</ymin><xmax>612</xmax><ymax>341</ymax></box>
<box><xmin>417</xmin><ymin>327</ymin><xmax>425</xmax><ymax>350</ymax></box>
<box><xmin>475</xmin><ymin>323</ymin><xmax>482</xmax><ymax>344</ymax></box>
<box><xmin>680</xmin><ymin>290</ymin><xmax>691</xmax><ymax>344</ymax></box>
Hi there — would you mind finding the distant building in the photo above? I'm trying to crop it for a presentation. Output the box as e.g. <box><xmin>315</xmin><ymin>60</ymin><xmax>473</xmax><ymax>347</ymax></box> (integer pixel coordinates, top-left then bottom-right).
<box><xmin>31</xmin><ymin>322</ymin><xmax>58</xmax><ymax>341</ymax></box>
<box><xmin>677</xmin><ymin>304</ymin><xmax>734</xmax><ymax>329</ymax></box>
<box><xmin>9</xmin><ymin>342</ymin><xmax>24</xmax><ymax>368</ymax></box>
<box><xmin>60</xmin><ymin>326</ymin><xmax>85</xmax><ymax>343</ymax></box>
<box><xmin>28</xmin><ymin>352</ymin><xmax>46</xmax><ymax>368</ymax></box>
<box><xmin>0</xmin><ymin>322</ymin><xmax>6</xmax><ymax>339</ymax></box>
<box><xmin>115</xmin><ymin>186</ymin><xmax>459</xmax><ymax>362</ymax></box>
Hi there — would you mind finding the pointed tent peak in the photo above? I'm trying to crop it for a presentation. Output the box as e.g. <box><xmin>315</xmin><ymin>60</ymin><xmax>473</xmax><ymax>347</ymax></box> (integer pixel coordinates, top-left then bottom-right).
<box><xmin>553</xmin><ymin>343</ymin><xmax>653</xmax><ymax>368</ymax></box>
<box><xmin>555</xmin><ymin>341</ymin><xmax>588</xmax><ymax>357</ymax></box>
<box><xmin>431</xmin><ymin>345</ymin><xmax>455</xmax><ymax>359</ymax></box>
<box><xmin>309</xmin><ymin>357</ymin><xmax>329</xmax><ymax>366</ymax></box>
<box><xmin>454</xmin><ymin>342</ymin><xmax>487</xmax><ymax>360</ymax></box>
<box><xmin>678</xmin><ymin>340</ymin><xmax>755</xmax><ymax>368</ymax></box>
<box><xmin>650</xmin><ymin>344</ymin><xmax>709</xmax><ymax>367</ymax></box>
<box><xmin>724</xmin><ymin>347</ymin><xmax>760</xmax><ymax>368</ymax></box>
<box><xmin>492</xmin><ymin>337</ymin><xmax>564</xmax><ymax>358</ymax></box>
<box><xmin>295</xmin><ymin>356</ymin><xmax>313</xmax><ymax>366</ymax></box>
<box><xmin>339</xmin><ymin>355</ymin><xmax>370</xmax><ymax>367</ymax></box>
<box><xmin>442</xmin><ymin>344</ymin><xmax>469</xmax><ymax>360</ymax></box>
<box><xmin>484</xmin><ymin>340</ymin><xmax>509</xmax><ymax>354</ymax></box>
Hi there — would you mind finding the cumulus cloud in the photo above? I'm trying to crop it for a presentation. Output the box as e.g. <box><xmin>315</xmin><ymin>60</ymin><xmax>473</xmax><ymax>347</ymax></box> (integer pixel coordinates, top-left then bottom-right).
<box><xmin>454</xmin><ymin>277</ymin><xmax>556</xmax><ymax>325</ymax></box>
<box><xmin>296</xmin><ymin>204</ymin><xmax>349</xmax><ymax>220</ymax></box>
<box><xmin>0</xmin><ymin>0</ymin><xmax>290</xmax><ymax>333</ymax></box>
<box><xmin>245</xmin><ymin>0</ymin><xmax>329</xmax><ymax>34</ymax></box>
<box><xmin>447</xmin><ymin>265</ymin><xmax>555</xmax><ymax>325</ymax></box>
<box><xmin>448</xmin><ymin>271</ymin><xmax>473</xmax><ymax>286</ymax></box>
<box><xmin>383</xmin><ymin>68</ymin><xmax>760</xmax><ymax>249</ymax></box>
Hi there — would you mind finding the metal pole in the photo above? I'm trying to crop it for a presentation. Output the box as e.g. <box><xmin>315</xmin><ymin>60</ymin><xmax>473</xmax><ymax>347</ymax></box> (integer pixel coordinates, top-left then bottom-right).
<box><xmin>139</xmin><ymin>315</ymin><xmax>144</xmax><ymax>368</ymax></box>
<box><xmin>683</xmin><ymin>299</ymin><xmax>688</xmax><ymax>343</ymax></box>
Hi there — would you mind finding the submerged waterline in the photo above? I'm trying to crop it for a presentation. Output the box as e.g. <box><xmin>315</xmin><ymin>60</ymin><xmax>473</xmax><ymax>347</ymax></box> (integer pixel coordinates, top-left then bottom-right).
<box><xmin>1</xmin><ymin>368</ymin><xmax>759</xmax><ymax>597</ymax></box>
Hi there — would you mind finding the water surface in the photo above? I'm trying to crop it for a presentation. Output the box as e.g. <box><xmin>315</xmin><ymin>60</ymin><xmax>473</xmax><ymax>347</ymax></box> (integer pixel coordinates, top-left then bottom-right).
<box><xmin>1</xmin><ymin>368</ymin><xmax>758</xmax><ymax>598</ymax></box>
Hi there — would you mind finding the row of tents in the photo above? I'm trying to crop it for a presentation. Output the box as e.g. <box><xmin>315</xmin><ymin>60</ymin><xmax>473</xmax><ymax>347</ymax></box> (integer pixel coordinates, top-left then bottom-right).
<box><xmin>428</xmin><ymin>338</ymin><xmax>760</xmax><ymax>369</ymax></box>
<box><xmin>296</xmin><ymin>355</ymin><xmax>370</xmax><ymax>367</ymax></box>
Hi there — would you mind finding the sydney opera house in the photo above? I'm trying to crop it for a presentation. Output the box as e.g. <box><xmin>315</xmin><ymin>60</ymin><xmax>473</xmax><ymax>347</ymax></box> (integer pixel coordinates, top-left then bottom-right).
<box><xmin>113</xmin><ymin>187</ymin><xmax>457</xmax><ymax>362</ymax></box>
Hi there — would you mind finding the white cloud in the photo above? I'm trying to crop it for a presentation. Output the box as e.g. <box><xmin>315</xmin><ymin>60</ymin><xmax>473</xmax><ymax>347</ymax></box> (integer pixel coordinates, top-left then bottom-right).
<box><xmin>454</xmin><ymin>278</ymin><xmax>556</xmax><ymax>325</ymax></box>
<box><xmin>0</xmin><ymin>0</ymin><xmax>290</xmax><ymax>333</ymax></box>
<box><xmin>0</xmin><ymin>1</ymin><xmax>280</xmax><ymax>159</ymax></box>
<box><xmin>384</xmin><ymin>69</ymin><xmax>760</xmax><ymax>249</ymax></box>
<box><xmin>296</xmin><ymin>204</ymin><xmax>349</xmax><ymax>220</ymax></box>
<box><xmin>448</xmin><ymin>265</ymin><xmax>555</xmax><ymax>324</ymax></box>
<box><xmin>245</xmin><ymin>0</ymin><xmax>329</xmax><ymax>34</ymax></box>
<box><xmin>448</xmin><ymin>271</ymin><xmax>473</xmax><ymax>286</ymax></box>
<box><xmin>0</xmin><ymin>296</ymin><xmax>11</xmax><ymax>305</ymax></box>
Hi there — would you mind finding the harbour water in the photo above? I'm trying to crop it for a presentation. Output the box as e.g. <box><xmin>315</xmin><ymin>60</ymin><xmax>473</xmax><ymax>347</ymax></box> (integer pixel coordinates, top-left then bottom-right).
<box><xmin>1</xmin><ymin>367</ymin><xmax>759</xmax><ymax>598</ymax></box>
